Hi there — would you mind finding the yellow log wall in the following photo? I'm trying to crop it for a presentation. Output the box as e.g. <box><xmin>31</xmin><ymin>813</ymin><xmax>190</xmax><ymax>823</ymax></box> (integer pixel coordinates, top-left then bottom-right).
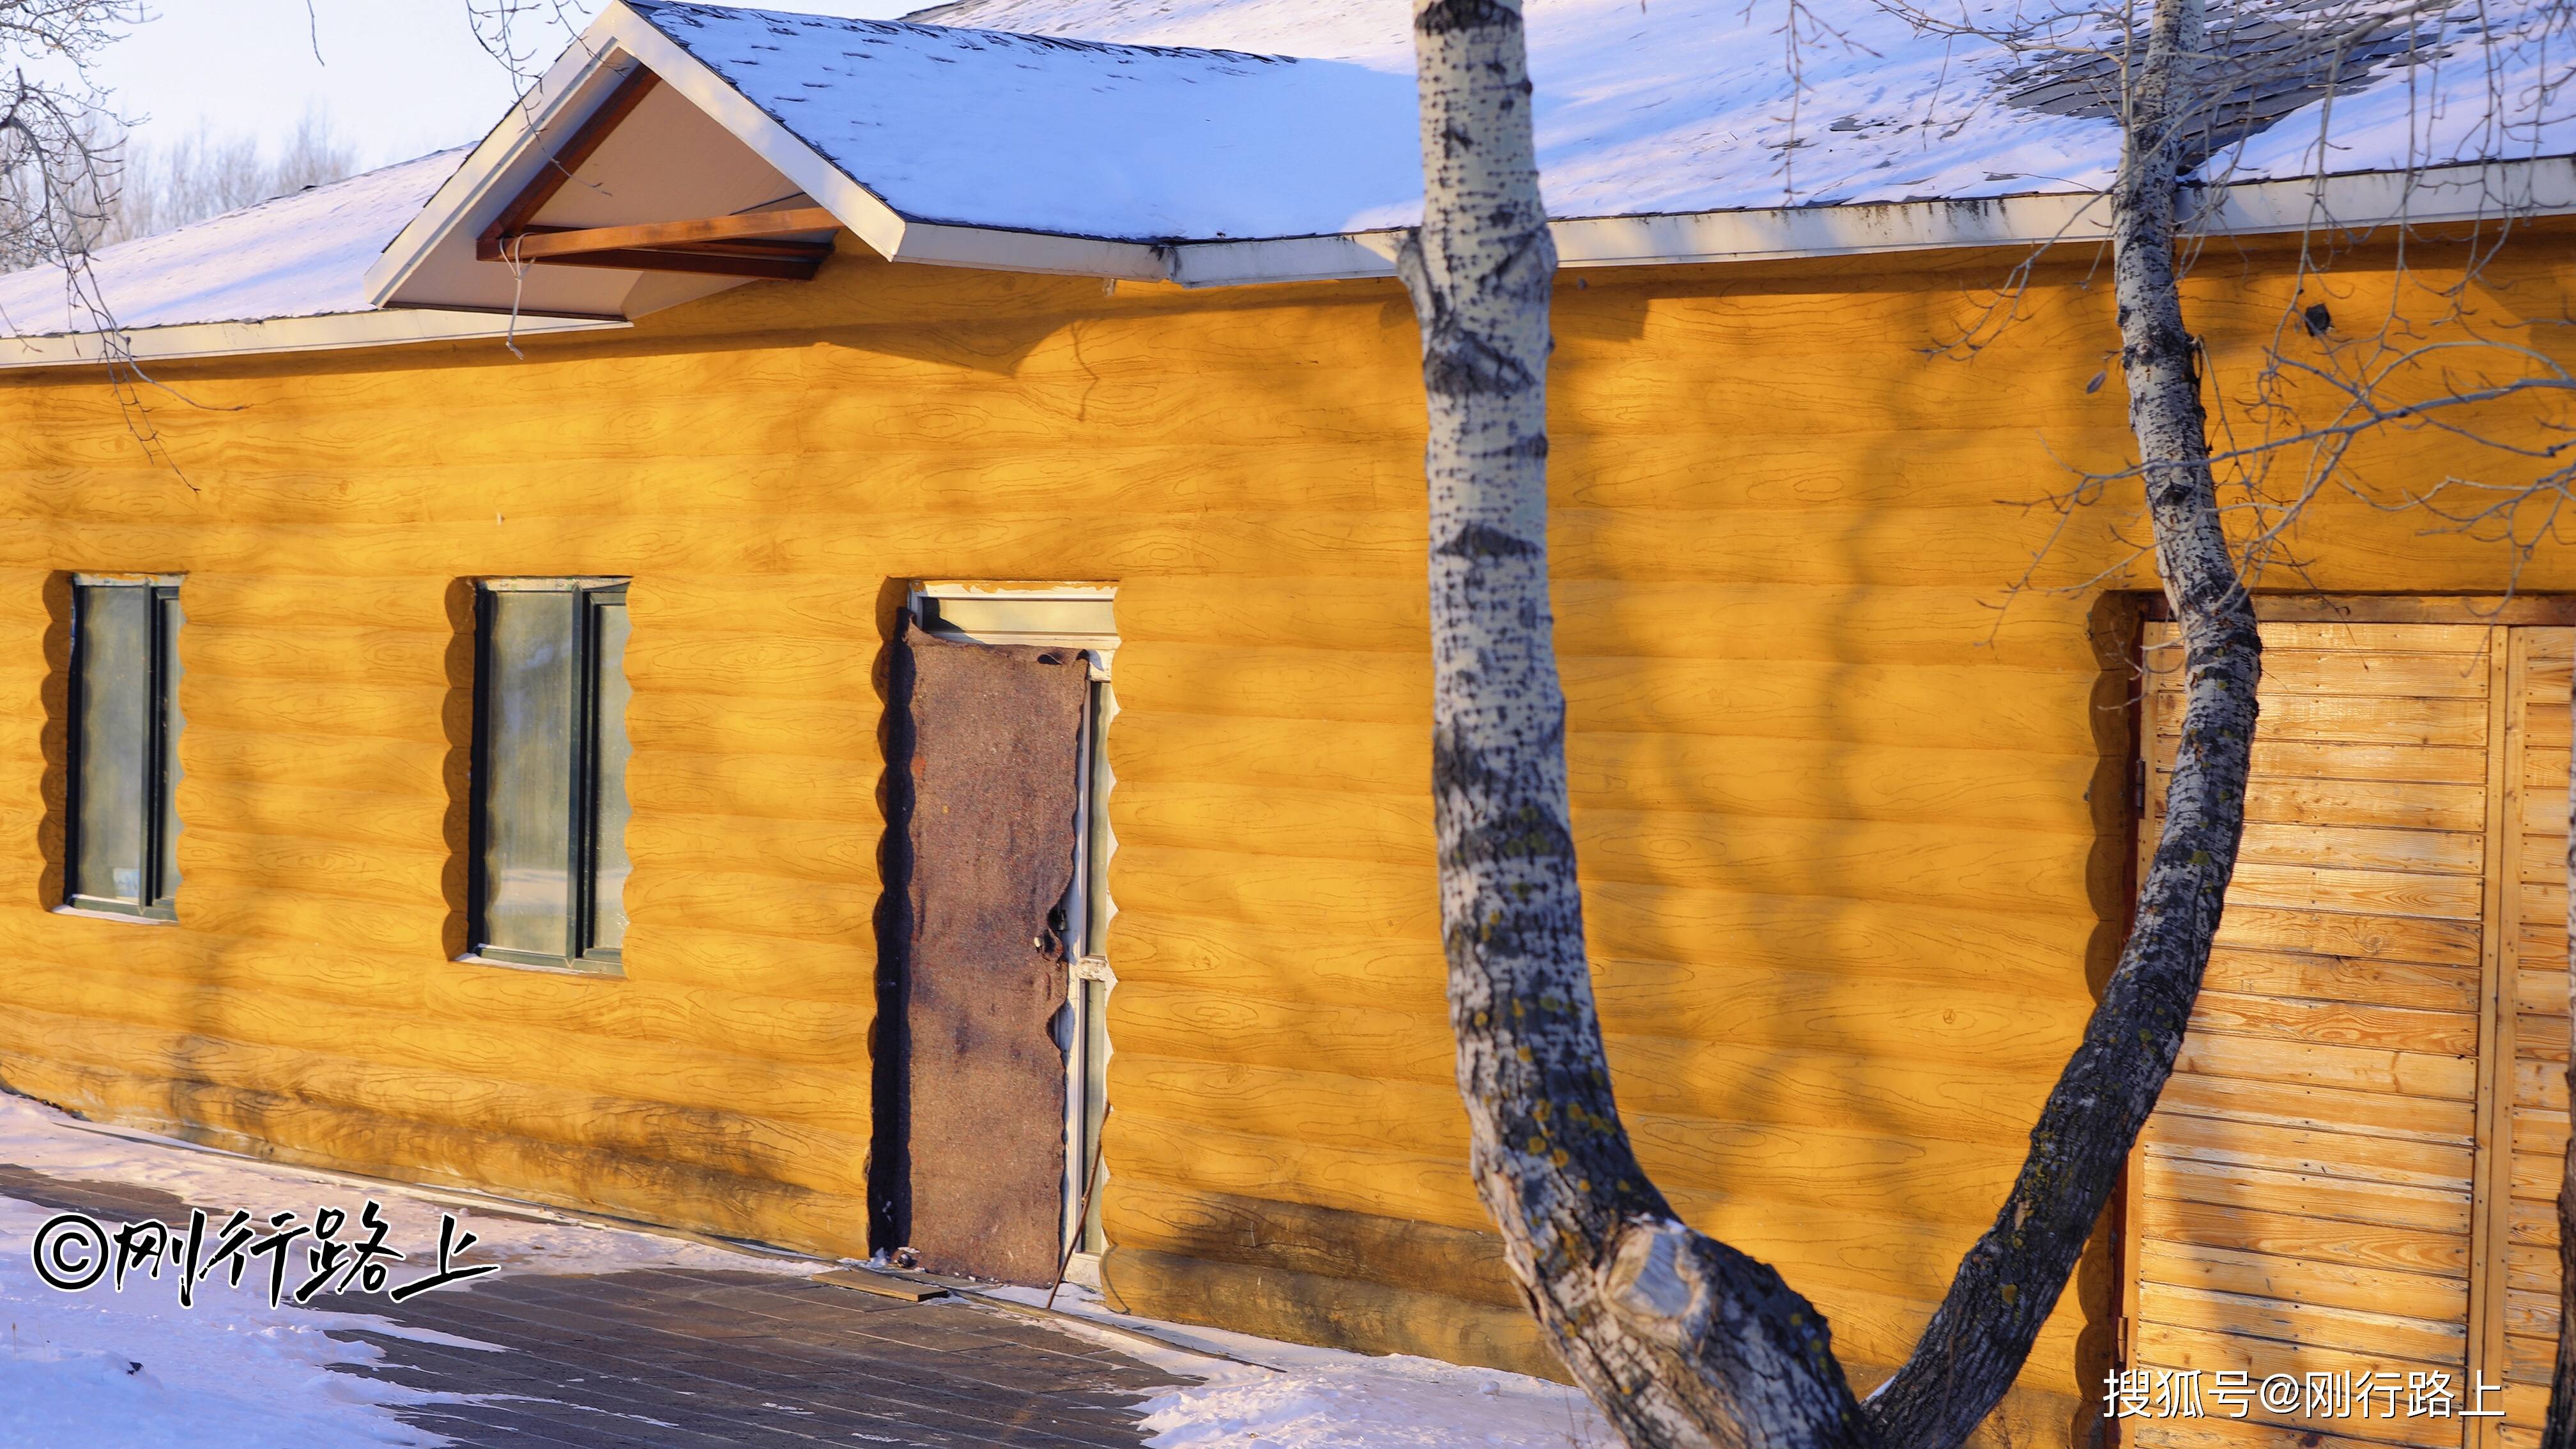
<box><xmin>0</xmin><ymin>227</ymin><xmax>2568</xmax><ymax>1446</ymax></box>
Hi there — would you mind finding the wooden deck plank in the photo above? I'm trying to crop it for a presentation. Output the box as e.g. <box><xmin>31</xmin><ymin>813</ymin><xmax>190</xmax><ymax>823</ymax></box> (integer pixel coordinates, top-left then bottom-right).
<box><xmin>2140</xmin><ymin>1195</ymin><xmax>2472</xmax><ymax>1277</ymax></box>
<box><xmin>2137</xmin><ymin>1239</ymin><xmax>2469</xmax><ymax>1321</ymax></box>
<box><xmin>2157</xmin><ymin>772</ymin><xmax>2490</xmax><ymax>834</ymax></box>
<box><xmin>2205</xmin><ymin>951</ymin><xmax>2480</xmax><ymax>1015</ymax></box>
<box><xmin>2156</xmin><ymin>1071</ymin><xmax>2474</xmax><ymax>1143</ymax></box>
<box><xmin>2143</xmin><ymin>1157</ymin><xmax>2471</xmax><ymax>1235</ymax></box>
<box><xmin>2184</xmin><ymin>992</ymin><xmax>2481</xmax><ymax>1056</ymax></box>
<box><xmin>2221</xmin><ymin>864</ymin><xmax>2488</xmax><ymax>923</ymax></box>
<box><xmin>2153</xmin><ymin>735</ymin><xmax>2487</xmax><ymax>786</ymax></box>
<box><xmin>2209</xmin><ymin>905</ymin><xmax>2485</xmax><ymax>970</ymax></box>
<box><xmin>2174</xmin><ymin>1030</ymin><xmax>2479</xmax><ymax>1101</ymax></box>
<box><xmin>2143</xmin><ymin>1114</ymin><xmax>2475</xmax><ymax>1189</ymax></box>
<box><xmin>2135</xmin><ymin>1284</ymin><xmax>2467</xmax><ymax>1365</ymax></box>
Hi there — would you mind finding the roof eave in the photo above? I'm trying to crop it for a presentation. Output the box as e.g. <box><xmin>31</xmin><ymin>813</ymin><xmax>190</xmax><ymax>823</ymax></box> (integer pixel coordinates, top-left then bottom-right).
<box><xmin>1166</xmin><ymin>154</ymin><xmax>2576</xmax><ymax>288</ymax></box>
<box><xmin>0</xmin><ymin>309</ymin><xmax>628</xmax><ymax>371</ymax></box>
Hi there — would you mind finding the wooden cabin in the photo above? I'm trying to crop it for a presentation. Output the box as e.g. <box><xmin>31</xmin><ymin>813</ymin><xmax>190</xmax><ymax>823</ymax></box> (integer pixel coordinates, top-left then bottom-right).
<box><xmin>0</xmin><ymin>3</ymin><xmax>2568</xmax><ymax>1446</ymax></box>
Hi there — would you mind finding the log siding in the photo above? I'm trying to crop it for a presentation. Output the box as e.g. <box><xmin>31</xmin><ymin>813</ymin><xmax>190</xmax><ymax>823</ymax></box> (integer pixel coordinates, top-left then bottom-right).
<box><xmin>0</xmin><ymin>231</ymin><xmax>2567</xmax><ymax>1447</ymax></box>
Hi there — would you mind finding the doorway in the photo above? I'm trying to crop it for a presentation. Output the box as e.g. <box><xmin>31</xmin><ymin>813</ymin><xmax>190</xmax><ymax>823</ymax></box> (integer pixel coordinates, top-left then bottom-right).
<box><xmin>878</xmin><ymin>581</ymin><xmax>1117</xmax><ymax>1285</ymax></box>
<box><xmin>2121</xmin><ymin>605</ymin><xmax>2572</xmax><ymax>1449</ymax></box>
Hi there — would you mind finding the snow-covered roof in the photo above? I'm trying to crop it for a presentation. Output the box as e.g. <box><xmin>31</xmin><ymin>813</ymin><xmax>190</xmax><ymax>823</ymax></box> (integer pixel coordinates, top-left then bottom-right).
<box><xmin>0</xmin><ymin>151</ymin><xmax>623</xmax><ymax>366</ymax></box>
<box><xmin>907</xmin><ymin>0</ymin><xmax>2575</xmax><ymax>218</ymax></box>
<box><xmin>374</xmin><ymin>0</ymin><xmax>2576</xmax><ymax>311</ymax></box>
<box><xmin>6</xmin><ymin>0</ymin><xmax>2571</xmax><ymax>364</ymax></box>
<box><xmin>637</xmin><ymin>3</ymin><xmax>1418</xmax><ymax>241</ymax></box>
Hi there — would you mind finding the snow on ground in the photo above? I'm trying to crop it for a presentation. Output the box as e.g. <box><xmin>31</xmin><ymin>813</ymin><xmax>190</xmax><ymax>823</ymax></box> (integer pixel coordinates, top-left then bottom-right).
<box><xmin>0</xmin><ymin>1089</ymin><xmax>1616</xmax><ymax>1448</ymax></box>
<box><xmin>1135</xmin><ymin>1356</ymin><xmax>1614</xmax><ymax>1449</ymax></box>
<box><xmin>988</xmin><ymin>1283</ymin><xmax>1619</xmax><ymax>1449</ymax></box>
<box><xmin>0</xmin><ymin>1093</ymin><xmax>825</xmax><ymax>1278</ymax></box>
<box><xmin>0</xmin><ymin>1091</ymin><xmax>804</xmax><ymax>1449</ymax></box>
<box><xmin>0</xmin><ymin>1184</ymin><xmax>473</xmax><ymax>1449</ymax></box>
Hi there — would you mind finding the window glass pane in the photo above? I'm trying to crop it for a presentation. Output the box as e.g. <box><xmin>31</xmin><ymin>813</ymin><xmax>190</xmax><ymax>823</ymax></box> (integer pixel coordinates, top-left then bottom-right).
<box><xmin>1081</xmin><ymin>975</ymin><xmax>1110</xmax><ymax>1251</ymax></box>
<box><xmin>1082</xmin><ymin>680</ymin><xmax>1112</xmax><ymax>958</ymax></box>
<box><xmin>72</xmin><ymin>585</ymin><xmax>149</xmax><ymax>905</ymax></box>
<box><xmin>153</xmin><ymin>592</ymin><xmax>184</xmax><ymax>908</ymax></box>
<box><xmin>480</xmin><ymin>590</ymin><xmax>576</xmax><ymax>958</ymax></box>
<box><xmin>586</xmin><ymin>598</ymin><xmax>631</xmax><ymax>954</ymax></box>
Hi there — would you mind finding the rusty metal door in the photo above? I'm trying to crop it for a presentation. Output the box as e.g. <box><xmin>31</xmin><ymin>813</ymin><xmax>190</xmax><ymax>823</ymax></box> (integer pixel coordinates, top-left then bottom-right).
<box><xmin>886</xmin><ymin>624</ymin><xmax>1089</xmax><ymax>1284</ymax></box>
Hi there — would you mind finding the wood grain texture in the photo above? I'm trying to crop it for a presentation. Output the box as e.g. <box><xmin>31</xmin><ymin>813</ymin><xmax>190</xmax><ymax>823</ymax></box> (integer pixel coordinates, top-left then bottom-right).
<box><xmin>0</xmin><ymin>233</ymin><xmax>2564</xmax><ymax>1446</ymax></box>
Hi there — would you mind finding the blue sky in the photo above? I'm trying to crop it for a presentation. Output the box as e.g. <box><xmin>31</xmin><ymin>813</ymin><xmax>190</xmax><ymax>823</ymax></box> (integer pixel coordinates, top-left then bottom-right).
<box><xmin>90</xmin><ymin>1</ymin><xmax>917</xmax><ymax>167</ymax></box>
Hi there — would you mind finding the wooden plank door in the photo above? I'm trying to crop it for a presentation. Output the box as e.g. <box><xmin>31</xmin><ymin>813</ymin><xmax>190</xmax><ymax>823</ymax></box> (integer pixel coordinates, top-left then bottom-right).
<box><xmin>2493</xmin><ymin>627</ymin><xmax>2572</xmax><ymax>1448</ymax></box>
<box><xmin>2127</xmin><ymin>620</ymin><xmax>2502</xmax><ymax>1449</ymax></box>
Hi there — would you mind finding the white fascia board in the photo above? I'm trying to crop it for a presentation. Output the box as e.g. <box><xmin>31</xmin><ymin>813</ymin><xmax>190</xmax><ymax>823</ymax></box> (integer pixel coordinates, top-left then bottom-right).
<box><xmin>1161</xmin><ymin>197</ymin><xmax>2110</xmax><ymax>288</ymax></box>
<box><xmin>2193</xmin><ymin>156</ymin><xmax>2576</xmax><ymax>233</ymax></box>
<box><xmin>0</xmin><ymin>309</ymin><xmax>625</xmax><ymax>370</ymax></box>
<box><xmin>885</xmin><ymin>220</ymin><xmax>1171</xmax><ymax>282</ymax></box>
<box><xmin>1165</xmin><ymin>155</ymin><xmax>2576</xmax><ymax>288</ymax></box>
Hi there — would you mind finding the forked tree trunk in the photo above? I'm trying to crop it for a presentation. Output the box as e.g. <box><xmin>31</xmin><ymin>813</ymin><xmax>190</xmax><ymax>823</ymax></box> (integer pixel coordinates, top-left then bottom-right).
<box><xmin>1863</xmin><ymin>2</ymin><xmax>2264</xmax><ymax>1445</ymax></box>
<box><xmin>1401</xmin><ymin>2</ymin><xmax>2258</xmax><ymax>1446</ymax></box>
<box><xmin>2548</xmin><ymin>672</ymin><xmax>2576</xmax><ymax>1449</ymax></box>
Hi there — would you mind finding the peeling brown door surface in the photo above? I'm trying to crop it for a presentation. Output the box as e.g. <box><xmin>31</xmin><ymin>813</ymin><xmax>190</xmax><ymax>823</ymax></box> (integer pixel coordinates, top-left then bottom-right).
<box><xmin>896</xmin><ymin>629</ymin><xmax>1088</xmax><ymax>1284</ymax></box>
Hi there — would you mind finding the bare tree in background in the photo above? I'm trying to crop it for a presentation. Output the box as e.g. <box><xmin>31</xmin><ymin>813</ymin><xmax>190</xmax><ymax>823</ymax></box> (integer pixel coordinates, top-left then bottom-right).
<box><xmin>1915</xmin><ymin>0</ymin><xmax>2575</xmax><ymax>596</ymax></box>
<box><xmin>1403</xmin><ymin>0</ymin><xmax>2570</xmax><ymax>1445</ymax></box>
<box><xmin>0</xmin><ymin>2</ymin><xmax>137</xmax><ymax>277</ymax></box>
<box><xmin>96</xmin><ymin>105</ymin><xmax>358</xmax><ymax>244</ymax></box>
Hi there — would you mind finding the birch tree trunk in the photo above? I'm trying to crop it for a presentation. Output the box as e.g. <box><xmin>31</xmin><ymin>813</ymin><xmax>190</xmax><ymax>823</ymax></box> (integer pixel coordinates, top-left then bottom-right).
<box><xmin>1404</xmin><ymin>2</ymin><xmax>2259</xmax><ymax>1446</ymax></box>
<box><xmin>2547</xmin><ymin>670</ymin><xmax>2576</xmax><ymax>1449</ymax></box>
<box><xmin>1400</xmin><ymin>3</ymin><xmax>1870</xmax><ymax>1446</ymax></box>
<box><xmin>1865</xmin><ymin>3</ymin><xmax>2264</xmax><ymax>1445</ymax></box>
<box><xmin>1865</xmin><ymin>5</ymin><xmax>2267</xmax><ymax>1433</ymax></box>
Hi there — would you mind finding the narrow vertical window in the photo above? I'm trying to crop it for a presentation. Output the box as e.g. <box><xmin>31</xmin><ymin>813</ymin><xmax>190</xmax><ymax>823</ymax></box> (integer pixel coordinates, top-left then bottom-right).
<box><xmin>470</xmin><ymin>579</ymin><xmax>631</xmax><ymax>972</ymax></box>
<box><xmin>65</xmin><ymin>576</ymin><xmax>183</xmax><ymax>920</ymax></box>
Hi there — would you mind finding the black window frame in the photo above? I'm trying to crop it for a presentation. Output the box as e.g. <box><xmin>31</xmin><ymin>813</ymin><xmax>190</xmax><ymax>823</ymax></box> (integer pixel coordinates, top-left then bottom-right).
<box><xmin>63</xmin><ymin>574</ymin><xmax>184</xmax><ymax>922</ymax></box>
<box><xmin>466</xmin><ymin>577</ymin><xmax>631</xmax><ymax>974</ymax></box>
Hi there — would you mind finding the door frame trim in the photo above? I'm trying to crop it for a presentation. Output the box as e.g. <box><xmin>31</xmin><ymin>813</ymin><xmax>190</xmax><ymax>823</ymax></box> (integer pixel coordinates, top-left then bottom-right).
<box><xmin>2467</xmin><ymin>627</ymin><xmax>2529</xmax><ymax>1449</ymax></box>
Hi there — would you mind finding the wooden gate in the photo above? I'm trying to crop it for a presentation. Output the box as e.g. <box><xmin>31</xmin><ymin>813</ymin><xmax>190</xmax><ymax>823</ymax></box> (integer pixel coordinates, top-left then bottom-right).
<box><xmin>2122</xmin><ymin>618</ymin><xmax>2572</xmax><ymax>1449</ymax></box>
